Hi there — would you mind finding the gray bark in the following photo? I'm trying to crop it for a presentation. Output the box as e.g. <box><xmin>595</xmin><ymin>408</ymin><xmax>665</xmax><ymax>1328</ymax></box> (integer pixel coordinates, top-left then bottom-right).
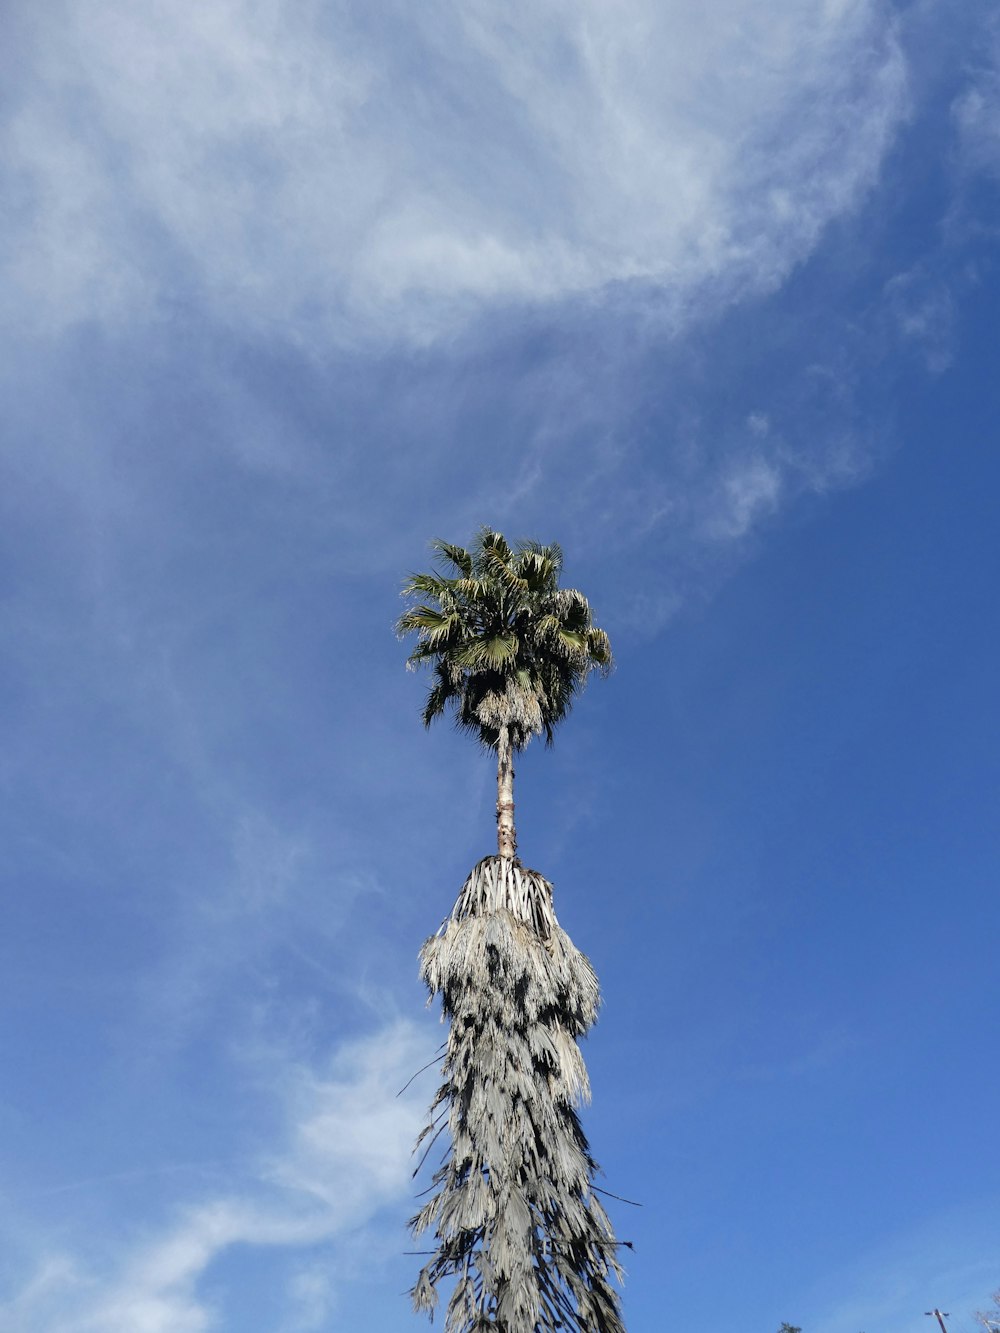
<box><xmin>496</xmin><ymin>725</ymin><xmax>517</xmax><ymax>860</ymax></box>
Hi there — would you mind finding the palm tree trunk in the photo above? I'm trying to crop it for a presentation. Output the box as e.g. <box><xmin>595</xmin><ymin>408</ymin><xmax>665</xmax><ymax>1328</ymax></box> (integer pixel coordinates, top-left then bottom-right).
<box><xmin>496</xmin><ymin>724</ymin><xmax>516</xmax><ymax>860</ymax></box>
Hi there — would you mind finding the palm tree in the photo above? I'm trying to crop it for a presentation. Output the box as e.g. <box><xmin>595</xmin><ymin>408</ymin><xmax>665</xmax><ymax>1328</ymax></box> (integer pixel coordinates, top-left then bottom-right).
<box><xmin>399</xmin><ymin>530</ymin><xmax>625</xmax><ymax>1333</ymax></box>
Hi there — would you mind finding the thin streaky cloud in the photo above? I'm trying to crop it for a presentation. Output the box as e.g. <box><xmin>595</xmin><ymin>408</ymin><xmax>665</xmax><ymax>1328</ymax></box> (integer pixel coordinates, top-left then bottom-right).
<box><xmin>0</xmin><ymin>1021</ymin><xmax>430</xmax><ymax>1333</ymax></box>
<box><xmin>1</xmin><ymin>0</ymin><xmax>906</xmax><ymax>343</ymax></box>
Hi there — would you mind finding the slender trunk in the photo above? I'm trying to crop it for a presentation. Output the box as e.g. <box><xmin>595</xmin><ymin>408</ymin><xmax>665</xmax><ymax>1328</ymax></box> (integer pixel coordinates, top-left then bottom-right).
<box><xmin>496</xmin><ymin>725</ymin><xmax>516</xmax><ymax>860</ymax></box>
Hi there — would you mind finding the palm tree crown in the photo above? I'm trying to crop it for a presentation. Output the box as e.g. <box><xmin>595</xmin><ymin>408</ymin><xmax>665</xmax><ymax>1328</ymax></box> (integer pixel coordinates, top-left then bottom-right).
<box><xmin>398</xmin><ymin>530</ymin><xmax>611</xmax><ymax>860</ymax></box>
<box><xmin>397</xmin><ymin>528</ymin><xmax>612</xmax><ymax>751</ymax></box>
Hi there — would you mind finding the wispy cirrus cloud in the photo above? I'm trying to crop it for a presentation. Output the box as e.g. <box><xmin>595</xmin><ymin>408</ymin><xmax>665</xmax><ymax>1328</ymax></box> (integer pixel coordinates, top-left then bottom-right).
<box><xmin>808</xmin><ymin>1202</ymin><xmax>1000</xmax><ymax>1333</ymax></box>
<box><xmin>0</xmin><ymin>1021</ymin><xmax>431</xmax><ymax>1333</ymax></box>
<box><xmin>952</xmin><ymin>16</ymin><xmax>1000</xmax><ymax>181</ymax></box>
<box><xmin>1</xmin><ymin>0</ymin><xmax>906</xmax><ymax>343</ymax></box>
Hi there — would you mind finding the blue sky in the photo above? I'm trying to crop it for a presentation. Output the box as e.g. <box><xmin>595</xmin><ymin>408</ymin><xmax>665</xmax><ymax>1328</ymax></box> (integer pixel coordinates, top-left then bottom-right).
<box><xmin>1</xmin><ymin>2</ymin><xmax>998</xmax><ymax>1330</ymax></box>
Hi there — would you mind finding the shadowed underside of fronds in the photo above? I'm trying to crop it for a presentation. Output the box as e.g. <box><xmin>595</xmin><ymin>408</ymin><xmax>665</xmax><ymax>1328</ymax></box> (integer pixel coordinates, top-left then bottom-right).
<box><xmin>410</xmin><ymin>856</ymin><xmax>626</xmax><ymax>1333</ymax></box>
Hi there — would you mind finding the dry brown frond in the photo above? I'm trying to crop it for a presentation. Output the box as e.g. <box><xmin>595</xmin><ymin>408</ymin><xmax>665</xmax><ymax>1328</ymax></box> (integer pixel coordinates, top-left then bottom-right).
<box><xmin>410</xmin><ymin>857</ymin><xmax>626</xmax><ymax>1333</ymax></box>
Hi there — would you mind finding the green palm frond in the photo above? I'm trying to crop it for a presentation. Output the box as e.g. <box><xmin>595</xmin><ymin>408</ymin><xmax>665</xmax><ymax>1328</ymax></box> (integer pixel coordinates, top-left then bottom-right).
<box><xmin>554</xmin><ymin>588</ymin><xmax>592</xmax><ymax>626</ymax></box>
<box><xmin>398</xmin><ymin>606</ymin><xmax>458</xmax><ymax>634</ymax></box>
<box><xmin>431</xmin><ymin>540</ymin><xmax>474</xmax><ymax>577</ymax></box>
<box><xmin>405</xmin><ymin>642</ymin><xmax>440</xmax><ymax>669</ymax></box>
<box><xmin>587</xmin><ymin>628</ymin><xmax>613</xmax><ymax>670</ymax></box>
<box><xmin>530</xmin><ymin>613</ymin><xmax>563</xmax><ymax>643</ymax></box>
<box><xmin>402</xmin><ymin>571</ymin><xmax>454</xmax><ymax>600</ymax></box>
<box><xmin>481</xmin><ymin>548</ymin><xmax>528</xmax><ymax>596</ymax></box>
<box><xmin>453</xmin><ymin>577</ymin><xmax>493</xmax><ymax>602</ymax></box>
<box><xmin>516</xmin><ymin>537</ymin><xmax>563</xmax><ymax>574</ymax></box>
<box><xmin>422</xmin><ymin>661</ymin><xmax>459</xmax><ymax>727</ymax></box>
<box><xmin>474</xmin><ymin>528</ymin><xmax>512</xmax><ymax>569</ymax></box>
<box><xmin>512</xmin><ymin>548</ymin><xmax>557</xmax><ymax>591</ymax></box>
<box><xmin>454</xmin><ymin>633</ymin><xmax>520</xmax><ymax>670</ymax></box>
<box><xmin>398</xmin><ymin>530</ymin><xmax>612</xmax><ymax>752</ymax></box>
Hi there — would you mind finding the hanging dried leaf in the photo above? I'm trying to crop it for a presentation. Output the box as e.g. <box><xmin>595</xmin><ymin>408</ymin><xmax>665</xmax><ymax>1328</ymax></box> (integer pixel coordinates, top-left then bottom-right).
<box><xmin>410</xmin><ymin>856</ymin><xmax>626</xmax><ymax>1333</ymax></box>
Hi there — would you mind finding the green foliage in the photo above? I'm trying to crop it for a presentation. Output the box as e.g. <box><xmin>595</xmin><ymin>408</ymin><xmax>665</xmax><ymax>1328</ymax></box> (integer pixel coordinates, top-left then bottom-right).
<box><xmin>398</xmin><ymin>529</ymin><xmax>612</xmax><ymax>751</ymax></box>
<box><xmin>778</xmin><ymin>1323</ymin><xmax>803</xmax><ymax>1333</ymax></box>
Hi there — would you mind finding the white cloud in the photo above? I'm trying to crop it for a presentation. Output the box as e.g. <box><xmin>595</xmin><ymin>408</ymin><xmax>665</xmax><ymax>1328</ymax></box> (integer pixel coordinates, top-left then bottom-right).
<box><xmin>283</xmin><ymin>1264</ymin><xmax>335</xmax><ymax>1332</ymax></box>
<box><xmin>807</xmin><ymin>1202</ymin><xmax>1000</xmax><ymax>1333</ymax></box>
<box><xmin>703</xmin><ymin>453</ymin><xmax>784</xmax><ymax>540</ymax></box>
<box><xmin>264</xmin><ymin>1021</ymin><xmax>432</xmax><ymax>1209</ymax></box>
<box><xmin>1</xmin><ymin>0</ymin><xmax>907</xmax><ymax>342</ymax></box>
<box><xmin>882</xmin><ymin>263</ymin><xmax>956</xmax><ymax>373</ymax></box>
<box><xmin>0</xmin><ymin>1021</ymin><xmax>431</xmax><ymax>1333</ymax></box>
<box><xmin>952</xmin><ymin>17</ymin><xmax>1000</xmax><ymax>179</ymax></box>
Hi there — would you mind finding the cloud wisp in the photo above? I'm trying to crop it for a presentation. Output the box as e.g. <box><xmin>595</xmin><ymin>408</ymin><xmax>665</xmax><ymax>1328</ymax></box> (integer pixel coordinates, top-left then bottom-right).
<box><xmin>2</xmin><ymin>0</ymin><xmax>906</xmax><ymax>343</ymax></box>
<box><xmin>808</xmin><ymin>1201</ymin><xmax>1000</xmax><ymax>1333</ymax></box>
<box><xmin>0</xmin><ymin>1021</ymin><xmax>431</xmax><ymax>1333</ymax></box>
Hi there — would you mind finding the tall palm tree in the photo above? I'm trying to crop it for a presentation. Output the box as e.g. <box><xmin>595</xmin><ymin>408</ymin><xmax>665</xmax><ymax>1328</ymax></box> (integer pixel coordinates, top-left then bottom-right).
<box><xmin>397</xmin><ymin>530</ymin><xmax>612</xmax><ymax>861</ymax></box>
<box><xmin>399</xmin><ymin>530</ymin><xmax>625</xmax><ymax>1333</ymax></box>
